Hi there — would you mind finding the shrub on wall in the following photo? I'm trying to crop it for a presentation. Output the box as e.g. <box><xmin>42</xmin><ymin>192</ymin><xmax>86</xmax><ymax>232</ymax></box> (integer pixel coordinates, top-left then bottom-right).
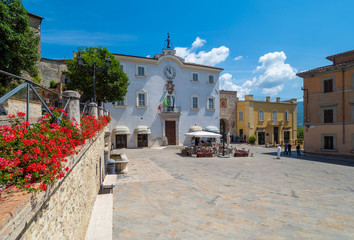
<box><xmin>0</xmin><ymin>109</ymin><xmax>110</xmax><ymax>195</ymax></box>
<box><xmin>49</xmin><ymin>80</ymin><xmax>57</xmax><ymax>88</ymax></box>
<box><xmin>248</xmin><ymin>135</ymin><xmax>257</xmax><ymax>144</ymax></box>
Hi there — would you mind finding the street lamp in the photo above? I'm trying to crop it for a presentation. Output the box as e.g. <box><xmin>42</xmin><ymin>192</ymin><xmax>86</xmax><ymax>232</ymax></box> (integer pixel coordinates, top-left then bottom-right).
<box><xmin>222</xmin><ymin>131</ymin><xmax>229</xmax><ymax>156</ymax></box>
<box><xmin>77</xmin><ymin>55</ymin><xmax>111</xmax><ymax>103</ymax></box>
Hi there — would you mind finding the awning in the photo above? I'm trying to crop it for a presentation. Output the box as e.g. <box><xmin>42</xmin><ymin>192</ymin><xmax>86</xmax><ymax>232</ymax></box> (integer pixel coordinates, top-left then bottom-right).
<box><xmin>113</xmin><ymin>126</ymin><xmax>130</xmax><ymax>135</ymax></box>
<box><xmin>205</xmin><ymin>126</ymin><xmax>219</xmax><ymax>133</ymax></box>
<box><xmin>135</xmin><ymin>125</ymin><xmax>151</xmax><ymax>134</ymax></box>
<box><xmin>189</xmin><ymin>125</ymin><xmax>202</xmax><ymax>132</ymax></box>
<box><xmin>185</xmin><ymin>131</ymin><xmax>222</xmax><ymax>138</ymax></box>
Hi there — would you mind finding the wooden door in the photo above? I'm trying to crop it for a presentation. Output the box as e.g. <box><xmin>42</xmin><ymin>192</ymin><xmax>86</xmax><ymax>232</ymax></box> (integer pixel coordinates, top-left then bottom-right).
<box><xmin>138</xmin><ymin>134</ymin><xmax>148</xmax><ymax>147</ymax></box>
<box><xmin>165</xmin><ymin>121</ymin><xmax>176</xmax><ymax>145</ymax></box>
<box><xmin>274</xmin><ymin>127</ymin><xmax>279</xmax><ymax>144</ymax></box>
<box><xmin>258</xmin><ymin>132</ymin><xmax>265</xmax><ymax>145</ymax></box>
<box><xmin>284</xmin><ymin>131</ymin><xmax>290</xmax><ymax>143</ymax></box>
<box><xmin>116</xmin><ymin>134</ymin><xmax>127</xmax><ymax>148</ymax></box>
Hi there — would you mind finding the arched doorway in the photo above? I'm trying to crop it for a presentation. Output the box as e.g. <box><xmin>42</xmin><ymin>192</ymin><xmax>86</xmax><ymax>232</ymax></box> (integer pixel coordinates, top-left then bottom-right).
<box><xmin>220</xmin><ymin>118</ymin><xmax>230</xmax><ymax>133</ymax></box>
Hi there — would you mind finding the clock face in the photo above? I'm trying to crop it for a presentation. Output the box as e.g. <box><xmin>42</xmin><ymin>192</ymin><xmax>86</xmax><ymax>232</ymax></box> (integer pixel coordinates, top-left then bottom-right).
<box><xmin>163</xmin><ymin>66</ymin><xmax>176</xmax><ymax>79</ymax></box>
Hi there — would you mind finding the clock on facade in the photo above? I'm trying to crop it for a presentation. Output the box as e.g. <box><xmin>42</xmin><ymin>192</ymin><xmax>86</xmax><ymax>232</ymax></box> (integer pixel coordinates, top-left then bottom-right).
<box><xmin>163</xmin><ymin>66</ymin><xmax>176</xmax><ymax>79</ymax></box>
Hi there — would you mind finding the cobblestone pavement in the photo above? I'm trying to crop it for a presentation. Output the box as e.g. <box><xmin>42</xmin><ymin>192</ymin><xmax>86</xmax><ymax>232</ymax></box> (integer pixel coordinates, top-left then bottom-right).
<box><xmin>113</xmin><ymin>145</ymin><xmax>354</xmax><ymax>240</ymax></box>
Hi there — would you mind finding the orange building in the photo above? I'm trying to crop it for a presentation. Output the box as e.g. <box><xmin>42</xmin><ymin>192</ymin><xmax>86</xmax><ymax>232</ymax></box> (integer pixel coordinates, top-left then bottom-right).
<box><xmin>297</xmin><ymin>50</ymin><xmax>354</xmax><ymax>156</ymax></box>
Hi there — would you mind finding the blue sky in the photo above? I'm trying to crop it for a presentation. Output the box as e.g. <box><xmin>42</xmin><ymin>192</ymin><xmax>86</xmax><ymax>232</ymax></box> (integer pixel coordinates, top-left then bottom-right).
<box><xmin>23</xmin><ymin>0</ymin><xmax>354</xmax><ymax>100</ymax></box>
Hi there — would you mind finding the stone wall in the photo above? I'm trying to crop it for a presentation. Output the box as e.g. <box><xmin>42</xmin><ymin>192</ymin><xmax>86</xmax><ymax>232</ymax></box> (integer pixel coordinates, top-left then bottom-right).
<box><xmin>38</xmin><ymin>58</ymin><xmax>68</xmax><ymax>88</ymax></box>
<box><xmin>0</xmin><ymin>98</ymin><xmax>42</xmax><ymax>122</ymax></box>
<box><xmin>0</xmin><ymin>130</ymin><xmax>106</xmax><ymax>240</ymax></box>
<box><xmin>28</xmin><ymin>13</ymin><xmax>42</xmax><ymax>57</ymax></box>
<box><xmin>220</xmin><ymin>90</ymin><xmax>237</xmax><ymax>135</ymax></box>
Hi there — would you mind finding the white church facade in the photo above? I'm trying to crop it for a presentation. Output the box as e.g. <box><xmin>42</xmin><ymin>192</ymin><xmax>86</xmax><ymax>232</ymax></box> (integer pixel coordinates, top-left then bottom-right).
<box><xmin>106</xmin><ymin>41</ymin><xmax>223</xmax><ymax>148</ymax></box>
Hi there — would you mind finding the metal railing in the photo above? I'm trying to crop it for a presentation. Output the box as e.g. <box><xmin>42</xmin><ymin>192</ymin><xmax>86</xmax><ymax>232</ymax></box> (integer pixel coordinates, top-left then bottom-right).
<box><xmin>0</xmin><ymin>69</ymin><xmax>110</xmax><ymax>127</ymax></box>
<box><xmin>0</xmin><ymin>70</ymin><xmax>70</xmax><ymax>125</ymax></box>
<box><xmin>160</xmin><ymin>106</ymin><xmax>181</xmax><ymax>113</ymax></box>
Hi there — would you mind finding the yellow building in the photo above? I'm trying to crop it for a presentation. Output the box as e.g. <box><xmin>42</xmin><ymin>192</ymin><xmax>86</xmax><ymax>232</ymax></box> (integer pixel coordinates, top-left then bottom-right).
<box><xmin>297</xmin><ymin>50</ymin><xmax>354</xmax><ymax>156</ymax></box>
<box><xmin>237</xmin><ymin>95</ymin><xmax>297</xmax><ymax>145</ymax></box>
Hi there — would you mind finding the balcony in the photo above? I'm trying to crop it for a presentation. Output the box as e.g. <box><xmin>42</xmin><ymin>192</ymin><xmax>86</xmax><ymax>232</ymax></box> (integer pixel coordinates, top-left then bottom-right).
<box><xmin>160</xmin><ymin>106</ymin><xmax>181</xmax><ymax>114</ymax></box>
<box><xmin>267</xmin><ymin>120</ymin><xmax>284</xmax><ymax>126</ymax></box>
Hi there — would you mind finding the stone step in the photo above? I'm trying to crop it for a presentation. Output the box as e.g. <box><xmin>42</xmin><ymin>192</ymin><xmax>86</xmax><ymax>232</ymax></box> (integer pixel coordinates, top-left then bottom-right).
<box><xmin>103</xmin><ymin>174</ymin><xmax>117</xmax><ymax>188</ymax></box>
<box><xmin>85</xmin><ymin>194</ymin><xmax>113</xmax><ymax>240</ymax></box>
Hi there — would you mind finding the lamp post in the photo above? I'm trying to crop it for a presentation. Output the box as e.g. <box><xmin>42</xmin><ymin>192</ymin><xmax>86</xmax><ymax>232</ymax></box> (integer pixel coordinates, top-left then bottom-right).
<box><xmin>77</xmin><ymin>55</ymin><xmax>111</xmax><ymax>103</ymax></box>
<box><xmin>222</xmin><ymin>131</ymin><xmax>229</xmax><ymax>157</ymax></box>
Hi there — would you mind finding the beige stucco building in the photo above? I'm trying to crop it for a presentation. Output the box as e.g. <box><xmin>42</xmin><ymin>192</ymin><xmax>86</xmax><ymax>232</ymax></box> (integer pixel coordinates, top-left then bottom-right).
<box><xmin>219</xmin><ymin>90</ymin><xmax>237</xmax><ymax>135</ymax></box>
<box><xmin>236</xmin><ymin>95</ymin><xmax>297</xmax><ymax>145</ymax></box>
<box><xmin>297</xmin><ymin>50</ymin><xmax>354</xmax><ymax>156</ymax></box>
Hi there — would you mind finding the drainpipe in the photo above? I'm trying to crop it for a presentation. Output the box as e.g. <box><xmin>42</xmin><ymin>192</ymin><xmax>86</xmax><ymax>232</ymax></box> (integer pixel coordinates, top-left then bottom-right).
<box><xmin>301</xmin><ymin>87</ymin><xmax>308</xmax><ymax>127</ymax></box>
<box><xmin>342</xmin><ymin>68</ymin><xmax>345</xmax><ymax>144</ymax></box>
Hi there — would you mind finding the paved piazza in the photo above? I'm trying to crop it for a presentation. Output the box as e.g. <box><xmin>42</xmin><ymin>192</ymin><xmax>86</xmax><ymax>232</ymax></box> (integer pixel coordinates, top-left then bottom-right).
<box><xmin>113</xmin><ymin>145</ymin><xmax>354</xmax><ymax>239</ymax></box>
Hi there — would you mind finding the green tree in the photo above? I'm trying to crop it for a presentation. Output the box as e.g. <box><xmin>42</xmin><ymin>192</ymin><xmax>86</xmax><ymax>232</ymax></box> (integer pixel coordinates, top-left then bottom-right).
<box><xmin>0</xmin><ymin>0</ymin><xmax>40</xmax><ymax>94</ymax></box>
<box><xmin>64</xmin><ymin>47</ymin><xmax>129</xmax><ymax>104</ymax></box>
<box><xmin>248</xmin><ymin>135</ymin><xmax>257</xmax><ymax>144</ymax></box>
<box><xmin>297</xmin><ymin>127</ymin><xmax>304</xmax><ymax>139</ymax></box>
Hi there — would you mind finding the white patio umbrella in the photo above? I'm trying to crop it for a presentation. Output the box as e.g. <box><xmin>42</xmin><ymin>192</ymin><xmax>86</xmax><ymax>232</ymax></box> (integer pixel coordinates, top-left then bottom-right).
<box><xmin>185</xmin><ymin>131</ymin><xmax>222</xmax><ymax>138</ymax></box>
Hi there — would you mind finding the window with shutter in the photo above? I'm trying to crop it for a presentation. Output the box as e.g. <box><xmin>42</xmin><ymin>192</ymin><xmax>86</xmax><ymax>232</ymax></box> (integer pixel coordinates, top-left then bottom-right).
<box><xmin>324</xmin><ymin>109</ymin><xmax>333</xmax><ymax>123</ymax></box>
<box><xmin>323</xmin><ymin>79</ymin><xmax>333</xmax><ymax>93</ymax></box>
<box><xmin>324</xmin><ymin>136</ymin><xmax>334</xmax><ymax>149</ymax></box>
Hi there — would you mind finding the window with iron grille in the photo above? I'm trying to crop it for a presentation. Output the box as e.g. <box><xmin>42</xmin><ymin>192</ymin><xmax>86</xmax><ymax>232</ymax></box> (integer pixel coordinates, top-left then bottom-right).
<box><xmin>324</xmin><ymin>109</ymin><xmax>333</xmax><ymax>123</ymax></box>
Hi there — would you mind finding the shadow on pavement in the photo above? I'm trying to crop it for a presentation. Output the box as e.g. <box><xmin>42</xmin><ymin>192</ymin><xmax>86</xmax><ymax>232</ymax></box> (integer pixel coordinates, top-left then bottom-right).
<box><xmin>261</xmin><ymin>151</ymin><xmax>354</xmax><ymax>167</ymax></box>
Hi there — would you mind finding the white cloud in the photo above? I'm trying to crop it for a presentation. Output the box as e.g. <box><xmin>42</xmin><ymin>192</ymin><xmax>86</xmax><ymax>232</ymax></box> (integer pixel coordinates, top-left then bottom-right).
<box><xmin>233</xmin><ymin>56</ymin><xmax>243</xmax><ymax>61</ymax></box>
<box><xmin>146</xmin><ymin>55</ymin><xmax>151</xmax><ymax>58</ymax></box>
<box><xmin>219</xmin><ymin>73</ymin><xmax>251</xmax><ymax>100</ymax></box>
<box><xmin>256</xmin><ymin>51</ymin><xmax>297</xmax><ymax>88</ymax></box>
<box><xmin>191</xmin><ymin>37</ymin><xmax>206</xmax><ymax>50</ymax></box>
<box><xmin>242</xmin><ymin>51</ymin><xmax>297</xmax><ymax>96</ymax></box>
<box><xmin>219</xmin><ymin>51</ymin><xmax>297</xmax><ymax>98</ymax></box>
<box><xmin>175</xmin><ymin>37</ymin><xmax>229</xmax><ymax>66</ymax></box>
<box><xmin>262</xmin><ymin>85</ymin><xmax>284</xmax><ymax>96</ymax></box>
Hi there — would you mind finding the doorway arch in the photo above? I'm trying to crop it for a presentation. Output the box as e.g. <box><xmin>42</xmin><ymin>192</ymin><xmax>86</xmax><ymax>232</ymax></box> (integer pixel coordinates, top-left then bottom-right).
<box><xmin>220</xmin><ymin>118</ymin><xmax>230</xmax><ymax>133</ymax></box>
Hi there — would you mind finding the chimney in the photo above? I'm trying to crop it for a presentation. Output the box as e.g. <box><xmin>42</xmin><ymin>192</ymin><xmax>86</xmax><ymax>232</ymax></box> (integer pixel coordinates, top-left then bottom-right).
<box><xmin>266</xmin><ymin>96</ymin><xmax>270</xmax><ymax>102</ymax></box>
<box><xmin>276</xmin><ymin>97</ymin><xmax>280</xmax><ymax>102</ymax></box>
<box><xmin>245</xmin><ymin>95</ymin><xmax>253</xmax><ymax>101</ymax></box>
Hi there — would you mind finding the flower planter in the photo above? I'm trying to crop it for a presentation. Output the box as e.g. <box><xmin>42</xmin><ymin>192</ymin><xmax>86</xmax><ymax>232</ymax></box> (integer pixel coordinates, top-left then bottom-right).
<box><xmin>197</xmin><ymin>152</ymin><xmax>213</xmax><ymax>158</ymax></box>
<box><xmin>234</xmin><ymin>151</ymin><xmax>249</xmax><ymax>157</ymax></box>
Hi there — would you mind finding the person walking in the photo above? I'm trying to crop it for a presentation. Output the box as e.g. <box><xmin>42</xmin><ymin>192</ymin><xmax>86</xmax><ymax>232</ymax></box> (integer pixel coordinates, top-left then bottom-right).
<box><xmin>284</xmin><ymin>142</ymin><xmax>288</xmax><ymax>155</ymax></box>
<box><xmin>276</xmin><ymin>145</ymin><xmax>281</xmax><ymax>159</ymax></box>
<box><xmin>288</xmin><ymin>143</ymin><xmax>292</xmax><ymax>156</ymax></box>
<box><xmin>296</xmin><ymin>144</ymin><xmax>301</xmax><ymax>156</ymax></box>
